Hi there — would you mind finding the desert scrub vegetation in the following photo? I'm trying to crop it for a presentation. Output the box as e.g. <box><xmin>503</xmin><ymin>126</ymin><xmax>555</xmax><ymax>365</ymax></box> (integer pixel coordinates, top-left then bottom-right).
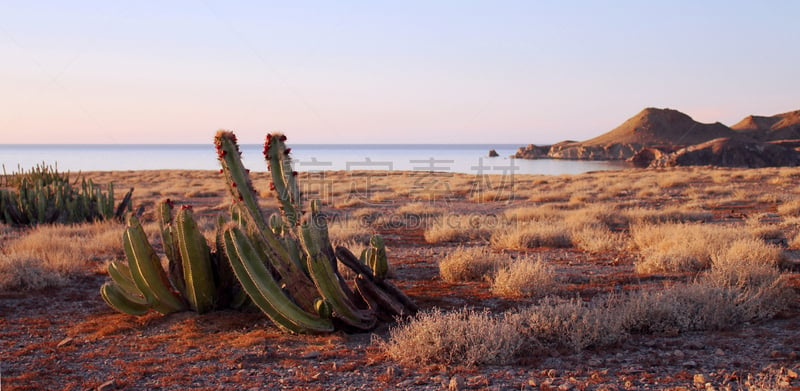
<box><xmin>489</xmin><ymin>220</ymin><xmax>572</xmax><ymax>250</ymax></box>
<box><xmin>0</xmin><ymin>220</ymin><xmax>124</xmax><ymax>291</ymax></box>
<box><xmin>490</xmin><ymin>256</ymin><xmax>558</xmax><ymax>298</ymax></box>
<box><xmin>423</xmin><ymin>214</ymin><xmax>496</xmax><ymax>243</ymax></box>
<box><xmin>380</xmin><ymin>263</ymin><xmax>794</xmax><ymax>367</ymax></box>
<box><xmin>438</xmin><ymin>246</ymin><xmax>504</xmax><ymax>282</ymax></box>
<box><xmin>629</xmin><ymin>222</ymin><xmax>778</xmax><ymax>274</ymax></box>
<box><xmin>377</xmin><ymin>308</ymin><xmax>525</xmax><ymax>367</ymax></box>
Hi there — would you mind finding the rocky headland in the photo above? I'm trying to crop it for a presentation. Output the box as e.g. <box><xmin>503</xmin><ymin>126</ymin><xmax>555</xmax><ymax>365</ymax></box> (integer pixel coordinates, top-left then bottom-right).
<box><xmin>515</xmin><ymin>107</ymin><xmax>800</xmax><ymax>168</ymax></box>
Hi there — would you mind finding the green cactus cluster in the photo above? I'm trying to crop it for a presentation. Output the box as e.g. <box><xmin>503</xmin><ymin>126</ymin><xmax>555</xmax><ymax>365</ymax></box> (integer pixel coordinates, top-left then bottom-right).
<box><xmin>101</xmin><ymin>200</ymin><xmax>246</xmax><ymax>315</ymax></box>
<box><xmin>0</xmin><ymin>163</ymin><xmax>133</xmax><ymax>226</ymax></box>
<box><xmin>100</xmin><ymin>130</ymin><xmax>417</xmax><ymax>334</ymax></box>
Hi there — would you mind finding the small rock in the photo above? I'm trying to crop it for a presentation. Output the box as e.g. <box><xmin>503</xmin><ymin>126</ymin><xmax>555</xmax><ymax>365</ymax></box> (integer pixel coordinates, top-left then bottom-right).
<box><xmin>673</xmin><ymin>350</ymin><xmax>685</xmax><ymax>359</ymax></box>
<box><xmin>488</xmin><ymin>149</ymin><xmax>499</xmax><ymax>157</ymax></box>
<box><xmin>57</xmin><ymin>337</ymin><xmax>73</xmax><ymax>348</ymax></box>
<box><xmin>396</xmin><ymin>379</ymin><xmax>415</xmax><ymax>387</ymax></box>
<box><xmin>546</xmin><ymin>369</ymin><xmax>558</xmax><ymax>378</ymax></box>
<box><xmin>786</xmin><ymin>369</ymin><xmax>798</xmax><ymax>379</ymax></box>
<box><xmin>693</xmin><ymin>374</ymin><xmax>706</xmax><ymax>384</ymax></box>
<box><xmin>587</xmin><ymin>359</ymin><xmax>603</xmax><ymax>367</ymax></box>
<box><xmin>448</xmin><ymin>375</ymin><xmax>465</xmax><ymax>391</ymax></box>
<box><xmin>558</xmin><ymin>383</ymin><xmax>574</xmax><ymax>391</ymax></box>
<box><xmin>302</xmin><ymin>350</ymin><xmax>320</xmax><ymax>359</ymax></box>
<box><xmin>686</xmin><ymin>341</ymin><xmax>703</xmax><ymax>350</ymax></box>
<box><xmin>770</xmin><ymin>350</ymin><xmax>783</xmax><ymax>358</ymax></box>
<box><xmin>714</xmin><ymin>348</ymin><xmax>725</xmax><ymax>356</ymax></box>
<box><xmin>385</xmin><ymin>365</ymin><xmax>401</xmax><ymax>379</ymax></box>
<box><xmin>96</xmin><ymin>380</ymin><xmax>116</xmax><ymax>391</ymax></box>
<box><xmin>682</xmin><ymin>361</ymin><xmax>698</xmax><ymax>368</ymax></box>
<box><xmin>527</xmin><ymin>378</ymin><xmax>537</xmax><ymax>387</ymax></box>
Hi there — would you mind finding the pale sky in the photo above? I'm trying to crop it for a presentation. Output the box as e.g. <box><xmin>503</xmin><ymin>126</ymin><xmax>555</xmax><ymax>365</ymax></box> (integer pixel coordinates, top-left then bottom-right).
<box><xmin>1</xmin><ymin>1</ymin><xmax>798</xmax><ymax>145</ymax></box>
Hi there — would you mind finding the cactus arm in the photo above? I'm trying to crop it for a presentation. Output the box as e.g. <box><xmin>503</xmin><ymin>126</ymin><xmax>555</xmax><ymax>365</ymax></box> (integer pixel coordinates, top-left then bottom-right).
<box><xmin>223</xmin><ymin>226</ymin><xmax>334</xmax><ymax>334</ymax></box>
<box><xmin>100</xmin><ymin>282</ymin><xmax>150</xmax><ymax>316</ymax></box>
<box><xmin>123</xmin><ymin>216</ymin><xmax>186</xmax><ymax>314</ymax></box>
<box><xmin>157</xmin><ymin>199</ymin><xmax>186</xmax><ymax>297</ymax></box>
<box><xmin>214</xmin><ymin>130</ymin><xmax>268</xmax><ymax>231</ymax></box>
<box><xmin>336</xmin><ymin>246</ymin><xmax>418</xmax><ymax>315</ymax></box>
<box><xmin>114</xmin><ymin>188</ymin><xmax>134</xmax><ymax>220</ymax></box>
<box><xmin>175</xmin><ymin>207</ymin><xmax>216</xmax><ymax>314</ymax></box>
<box><xmin>366</xmin><ymin>235</ymin><xmax>389</xmax><ymax>281</ymax></box>
<box><xmin>301</xmin><ymin>223</ymin><xmax>376</xmax><ymax>330</ymax></box>
<box><xmin>264</xmin><ymin>134</ymin><xmax>302</xmax><ymax>226</ymax></box>
<box><xmin>107</xmin><ymin>260</ymin><xmax>141</xmax><ymax>297</ymax></box>
<box><xmin>354</xmin><ymin>274</ymin><xmax>407</xmax><ymax>317</ymax></box>
<box><xmin>335</xmin><ymin>246</ymin><xmax>376</xmax><ymax>278</ymax></box>
<box><xmin>235</xmin><ymin>206</ymin><xmax>321</xmax><ymax>311</ymax></box>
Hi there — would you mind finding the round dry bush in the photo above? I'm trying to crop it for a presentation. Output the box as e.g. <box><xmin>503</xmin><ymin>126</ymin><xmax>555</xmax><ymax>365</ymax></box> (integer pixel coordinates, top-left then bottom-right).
<box><xmin>631</xmin><ymin>222</ymin><xmax>745</xmax><ymax>274</ymax></box>
<box><xmin>511</xmin><ymin>296</ymin><xmax>628</xmax><ymax>351</ymax></box>
<box><xmin>377</xmin><ymin>308</ymin><xmax>525</xmax><ymax>367</ymax></box>
<box><xmin>571</xmin><ymin>226</ymin><xmax>626</xmax><ymax>253</ymax></box>
<box><xmin>491</xmin><ymin>257</ymin><xmax>558</xmax><ymax>298</ymax></box>
<box><xmin>424</xmin><ymin>215</ymin><xmax>494</xmax><ymax>244</ymax></box>
<box><xmin>489</xmin><ymin>222</ymin><xmax>572</xmax><ymax>250</ymax></box>
<box><xmin>439</xmin><ymin>247</ymin><xmax>502</xmax><ymax>283</ymax></box>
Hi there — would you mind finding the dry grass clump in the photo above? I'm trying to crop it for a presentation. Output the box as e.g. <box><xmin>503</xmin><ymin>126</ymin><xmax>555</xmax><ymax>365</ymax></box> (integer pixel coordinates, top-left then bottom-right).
<box><xmin>377</xmin><ymin>308</ymin><xmax>525</xmax><ymax>367</ymax></box>
<box><xmin>489</xmin><ymin>221</ymin><xmax>572</xmax><ymax>250</ymax></box>
<box><xmin>490</xmin><ymin>257</ymin><xmax>558</xmax><ymax>298</ymax></box>
<box><xmin>327</xmin><ymin>217</ymin><xmax>372</xmax><ymax>244</ymax></box>
<box><xmin>623</xmin><ymin>206</ymin><xmax>713</xmax><ymax>224</ymax></box>
<box><xmin>631</xmin><ymin>222</ymin><xmax>746</xmax><ymax>273</ymax></box>
<box><xmin>512</xmin><ymin>296</ymin><xmax>628</xmax><ymax>351</ymax></box>
<box><xmin>503</xmin><ymin>205</ymin><xmax>565</xmax><ymax>222</ymax></box>
<box><xmin>395</xmin><ymin>202</ymin><xmax>443</xmax><ymax>217</ymax></box>
<box><xmin>438</xmin><ymin>247</ymin><xmax>503</xmax><ymax>282</ymax></box>
<box><xmin>0</xmin><ymin>221</ymin><xmax>124</xmax><ymax>291</ymax></box>
<box><xmin>570</xmin><ymin>225</ymin><xmax>626</xmax><ymax>253</ymax></box>
<box><xmin>423</xmin><ymin>215</ymin><xmax>496</xmax><ymax>243</ymax></box>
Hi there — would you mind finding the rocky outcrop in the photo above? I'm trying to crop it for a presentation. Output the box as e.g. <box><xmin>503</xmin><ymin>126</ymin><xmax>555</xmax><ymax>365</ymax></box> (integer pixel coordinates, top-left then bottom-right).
<box><xmin>547</xmin><ymin>141</ymin><xmax>643</xmax><ymax>160</ymax></box>
<box><xmin>628</xmin><ymin>146</ymin><xmax>682</xmax><ymax>168</ymax></box>
<box><xmin>513</xmin><ymin>144</ymin><xmax>551</xmax><ymax>159</ymax></box>
<box><xmin>649</xmin><ymin>137</ymin><xmax>800</xmax><ymax>168</ymax></box>
<box><xmin>731</xmin><ymin>110</ymin><xmax>800</xmax><ymax>141</ymax></box>
<box><xmin>488</xmin><ymin>149</ymin><xmax>499</xmax><ymax>157</ymax></box>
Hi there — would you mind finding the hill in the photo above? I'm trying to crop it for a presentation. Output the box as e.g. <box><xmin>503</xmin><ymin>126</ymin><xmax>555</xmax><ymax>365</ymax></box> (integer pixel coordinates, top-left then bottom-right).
<box><xmin>519</xmin><ymin>108</ymin><xmax>742</xmax><ymax>160</ymax></box>
<box><xmin>731</xmin><ymin>110</ymin><xmax>800</xmax><ymax>141</ymax></box>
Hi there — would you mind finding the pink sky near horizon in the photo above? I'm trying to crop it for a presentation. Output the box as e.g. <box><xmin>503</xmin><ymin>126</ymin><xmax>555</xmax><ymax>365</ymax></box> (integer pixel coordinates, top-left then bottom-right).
<box><xmin>1</xmin><ymin>1</ymin><xmax>798</xmax><ymax>145</ymax></box>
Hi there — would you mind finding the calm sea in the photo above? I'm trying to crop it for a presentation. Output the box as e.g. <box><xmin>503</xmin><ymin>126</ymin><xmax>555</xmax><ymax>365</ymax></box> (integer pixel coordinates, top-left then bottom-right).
<box><xmin>0</xmin><ymin>144</ymin><xmax>630</xmax><ymax>175</ymax></box>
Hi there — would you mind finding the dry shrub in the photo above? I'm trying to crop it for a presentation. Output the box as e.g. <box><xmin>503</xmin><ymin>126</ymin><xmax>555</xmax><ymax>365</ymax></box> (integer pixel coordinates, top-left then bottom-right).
<box><xmin>380</xmin><ymin>275</ymin><xmax>793</xmax><ymax>367</ymax></box>
<box><xmin>503</xmin><ymin>205</ymin><xmax>564</xmax><ymax>222</ymax></box>
<box><xmin>377</xmin><ymin>308</ymin><xmax>525</xmax><ymax>367</ymax></box>
<box><xmin>623</xmin><ymin>206</ymin><xmax>713</xmax><ymax>224</ymax></box>
<box><xmin>631</xmin><ymin>222</ymin><xmax>745</xmax><ymax>273</ymax></box>
<box><xmin>489</xmin><ymin>221</ymin><xmax>571</xmax><ymax>250</ymax></box>
<box><xmin>512</xmin><ymin>296</ymin><xmax>628</xmax><ymax>351</ymax></box>
<box><xmin>491</xmin><ymin>257</ymin><xmax>558</xmax><ymax>298</ymax></box>
<box><xmin>777</xmin><ymin>198</ymin><xmax>800</xmax><ymax>217</ymax></box>
<box><xmin>0</xmin><ymin>221</ymin><xmax>124</xmax><ymax>291</ymax></box>
<box><xmin>571</xmin><ymin>225</ymin><xmax>626</xmax><ymax>253</ymax></box>
<box><xmin>439</xmin><ymin>247</ymin><xmax>502</xmax><ymax>282</ymax></box>
<box><xmin>327</xmin><ymin>217</ymin><xmax>371</xmax><ymax>244</ymax></box>
<box><xmin>423</xmin><ymin>215</ymin><xmax>495</xmax><ymax>244</ymax></box>
<box><xmin>468</xmin><ymin>189</ymin><xmax>514</xmax><ymax>203</ymax></box>
<box><xmin>396</xmin><ymin>202</ymin><xmax>443</xmax><ymax>217</ymax></box>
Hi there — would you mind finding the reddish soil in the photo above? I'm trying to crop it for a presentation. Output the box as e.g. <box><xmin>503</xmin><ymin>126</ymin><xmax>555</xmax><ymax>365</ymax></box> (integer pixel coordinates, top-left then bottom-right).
<box><xmin>3</xmin><ymin>171</ymin><xmax>800</xmax><ymax>390</ymax></box>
